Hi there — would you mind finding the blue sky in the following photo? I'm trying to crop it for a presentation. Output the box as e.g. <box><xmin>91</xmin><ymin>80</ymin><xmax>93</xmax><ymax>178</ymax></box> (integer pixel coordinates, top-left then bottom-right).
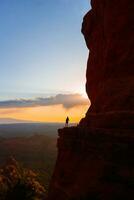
<box><xmin>0</xmin><ymin>0</ymin><xmax>90</xmax><ymax>100</ymax></box>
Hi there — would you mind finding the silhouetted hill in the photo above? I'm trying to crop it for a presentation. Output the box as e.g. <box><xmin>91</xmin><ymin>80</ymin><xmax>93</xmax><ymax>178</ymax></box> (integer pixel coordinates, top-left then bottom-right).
<box><xmin>0</xmin><ymin>118</ymin><xmax>34</xmax><ymax>124</ymax></box>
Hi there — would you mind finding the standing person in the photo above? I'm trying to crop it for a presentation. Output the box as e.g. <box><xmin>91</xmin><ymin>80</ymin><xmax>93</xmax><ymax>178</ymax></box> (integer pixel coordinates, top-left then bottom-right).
<box><xmin>65</xmin><ymin>116</ymin><xmax>69</xmax><ymax>127</ymax></box>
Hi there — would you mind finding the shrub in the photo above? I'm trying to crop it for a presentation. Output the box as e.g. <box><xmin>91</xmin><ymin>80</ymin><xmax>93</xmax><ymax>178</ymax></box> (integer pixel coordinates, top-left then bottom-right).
<box><xmin>0</xmin><ymin>157</ymin><xmax>46</xmax><ymax>200</ymax></box>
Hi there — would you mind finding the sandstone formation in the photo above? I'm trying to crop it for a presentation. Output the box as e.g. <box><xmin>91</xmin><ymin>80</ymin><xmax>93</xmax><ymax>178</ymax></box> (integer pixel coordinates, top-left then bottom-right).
<box><xmin>48</xmin><ymin>1</ymin><xmax>134</xmax><ymax>199</ymax></box>
<box><xmin>83</xmin><ymin>0</ymin><xmax>134</xmax><ymax>112</ymax></box>
<box><xmin>80</xmin><ymin>0</ymin><xmax>134</xmax><ymax>128</ymax></box>
<box><xmin>49</xmin><ymin>127</ymin><xmax>134</xmax><ymax>200</ymax></box>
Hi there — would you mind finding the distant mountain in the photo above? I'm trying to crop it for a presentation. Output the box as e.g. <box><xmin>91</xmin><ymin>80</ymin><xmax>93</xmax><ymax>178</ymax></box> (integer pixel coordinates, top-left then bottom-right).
<box><xmin>0</xmin><ymin>118</ymin><xmax>34</xmax><ymax>124</ymax></box>
<box><xmin>0</xmin><ymin>122</ymin><xmax>76</xmax><ymax>138</ymax></box>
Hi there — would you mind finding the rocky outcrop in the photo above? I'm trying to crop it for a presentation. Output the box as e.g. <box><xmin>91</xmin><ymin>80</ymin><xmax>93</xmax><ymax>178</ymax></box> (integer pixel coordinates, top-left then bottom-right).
<box><xmin>48</xmin><ymin>0</ymin><xmax>134</xmax><ymax>199</ymax></box>
<box><xmin>82</xmin><ymin>0</ymin><xmax>134</xmax><ymax>114</ymax></box>
<box><xmin>80</xmin><ymin>0</ymin><xmax>134</xmax><ymax>129</ymax></box>
<box><xmin>48</xmin><ymin>127</ymin><xmax>134</xmax><ymax>200</ymax></box>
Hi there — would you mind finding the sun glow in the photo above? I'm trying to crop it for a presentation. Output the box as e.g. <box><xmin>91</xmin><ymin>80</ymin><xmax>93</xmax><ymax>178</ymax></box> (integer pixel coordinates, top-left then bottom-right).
<box><xmin>0</xmin><ymin>104</ymin><xmax>89</xmax><ymax>123</ymax></box>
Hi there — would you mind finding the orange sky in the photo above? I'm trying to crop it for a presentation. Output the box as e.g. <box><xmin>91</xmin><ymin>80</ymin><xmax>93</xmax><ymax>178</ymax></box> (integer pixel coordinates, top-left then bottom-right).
<box><xmin>0</xmin><ymin>104</ymin><xmax>89</xmax><ymax>123</ymax></box>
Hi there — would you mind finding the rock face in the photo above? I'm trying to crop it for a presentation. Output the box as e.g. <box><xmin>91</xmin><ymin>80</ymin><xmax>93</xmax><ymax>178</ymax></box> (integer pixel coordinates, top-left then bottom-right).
<box><xmin>80</xmin><ymin>0</ymin><xmax>134</xmax><ymax>128</ymax></box>
<box><xmin>82</xmin><ymin>0</ymin><xmax>134</xmax><ymax>114</ymax></box>
<box><xmin>48</xmin><ymin>127</ymin><xmax>134</xmax><ymax>200</ymax></box>
<box><xmin>48</xmin><ymin>0</ymin><xmax>134</xmax><ymax>199</ymax></box>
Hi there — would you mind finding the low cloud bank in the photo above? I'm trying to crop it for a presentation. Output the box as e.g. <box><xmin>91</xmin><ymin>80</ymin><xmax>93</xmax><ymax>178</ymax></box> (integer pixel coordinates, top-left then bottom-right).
<box><xmin>0</xmin><ymin>94</ymin><xmax>89</xmax><ymax>109</ymax></box>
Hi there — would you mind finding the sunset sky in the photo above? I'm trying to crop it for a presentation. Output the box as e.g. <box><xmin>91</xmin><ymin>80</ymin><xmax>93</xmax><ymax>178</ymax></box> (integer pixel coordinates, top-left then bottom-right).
<box><xmin>0</xmin><ymin>0</ymin><xmax>90</xmax><ymax>123</ymax></box>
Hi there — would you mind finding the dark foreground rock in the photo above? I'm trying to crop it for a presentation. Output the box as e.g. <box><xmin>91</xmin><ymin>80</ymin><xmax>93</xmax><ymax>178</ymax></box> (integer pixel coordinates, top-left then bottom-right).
<box><xmin>48</xmin><ymin>0</ymin><xmax>134</xmax><ymax>199</ymax></box>
<box><xmin>48</xmin><ymin>127</ymin><xmax>134</xmax><ymax>200</ymax></box>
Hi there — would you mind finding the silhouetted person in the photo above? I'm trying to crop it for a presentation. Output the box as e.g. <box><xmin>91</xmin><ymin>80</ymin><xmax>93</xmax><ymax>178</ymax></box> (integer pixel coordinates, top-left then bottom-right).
<box><xmin>65</xmin><ymin>116</ymin><xmax>69</xmax><ymax>127</ymax></box>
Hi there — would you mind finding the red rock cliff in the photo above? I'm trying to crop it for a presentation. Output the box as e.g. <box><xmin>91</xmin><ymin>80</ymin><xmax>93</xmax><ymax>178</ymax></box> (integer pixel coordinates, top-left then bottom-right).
<box><xmin>82</xmin><ymin>0</ymin><xmax>134</xmax><ymax>113</ymax></box>
<box><xmin>80</xmin><ymin>0</ymin><xmax>134</xmax><ymax>128</ymax></box>
<box><xmin>48</xmin><ymin>1</ymin><xmax>134</xmax><ymax>199</ymax></box>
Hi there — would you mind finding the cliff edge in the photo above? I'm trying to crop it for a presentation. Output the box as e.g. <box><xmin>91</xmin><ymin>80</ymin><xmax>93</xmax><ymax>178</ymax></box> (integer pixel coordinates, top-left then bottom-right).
<box><xmin>48</xmin><ymin>1</ymin><xmax>134</xmax><ymax>199</ymax></box>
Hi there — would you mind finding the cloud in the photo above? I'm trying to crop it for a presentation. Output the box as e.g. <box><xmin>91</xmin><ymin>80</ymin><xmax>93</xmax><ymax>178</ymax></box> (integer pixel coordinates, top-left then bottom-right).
<box><xmin>0</xmin><ymin>94</ymin><xmax>89</xmax><ymax>109</ymax></box>
<box><xmin>0</xmin><ymin>108</ymin><xmax>22</xmax><ymax>115</ymax></box>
